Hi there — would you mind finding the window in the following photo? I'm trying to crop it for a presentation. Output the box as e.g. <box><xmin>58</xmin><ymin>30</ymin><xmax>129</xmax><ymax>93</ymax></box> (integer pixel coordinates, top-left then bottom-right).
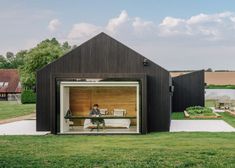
<box><xmin>0</xmin><ymin>82</ymin><xmax>4</xmax><ymax>87</ymax></box>
<box><xmin>3</xmin><ymin>82</ymin><xmax>8</xmax><ymax>87</ymax></box>
<box><xmin>17</xmin><ymin>82</ymin><xmax>21</xmax><ymax>88</ymax></box>
<box><xmin>60</xmin><ymin>81</ymin><xmax>140</xmax><ymax>134</ymax></box>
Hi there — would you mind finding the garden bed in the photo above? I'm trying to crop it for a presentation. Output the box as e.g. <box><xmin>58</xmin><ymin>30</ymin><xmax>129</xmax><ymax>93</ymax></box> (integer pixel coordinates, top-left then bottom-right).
<box><xmin>184</xmin><ymin>106</ymin><xmax>222</xmax><ymax>119</ymax></box>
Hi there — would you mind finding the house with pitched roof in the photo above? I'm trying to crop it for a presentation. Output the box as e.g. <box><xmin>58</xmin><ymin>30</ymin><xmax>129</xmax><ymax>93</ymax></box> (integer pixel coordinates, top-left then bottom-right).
<box><xmin>0</xmin><ymin>69</ymin><xmax>21</xmax><ymax>100</ymax></box>
<box><xmin>36</xmin><ymin>33</ymin><xmax>204</xmax><ymax>134</ymax></box>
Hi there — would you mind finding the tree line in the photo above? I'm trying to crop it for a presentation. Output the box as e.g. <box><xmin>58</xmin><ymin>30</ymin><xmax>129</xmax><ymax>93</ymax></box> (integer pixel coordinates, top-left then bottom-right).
<box><xmin>0</xmin><ymin>38</ymin><xmax>74</xmax><ymax>90</ymax></box>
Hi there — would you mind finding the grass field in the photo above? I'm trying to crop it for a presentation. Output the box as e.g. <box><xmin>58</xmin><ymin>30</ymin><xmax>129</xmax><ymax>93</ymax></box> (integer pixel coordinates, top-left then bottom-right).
<box><xmin>0</xmin><ymin>101</ymin><xmax>35</xmax><ymax>120</ymax></box>
<box><xmin>205</xmin><ymin>100</ymin><xmax>216</xmax><ymax>107</ymax></box>
<box><xmin>0</xmin><ymin>101</ymin><xmax>234</xmax><ymax>167</ymax></box>
<box><xmin>0</xmin><ymin>133</ymin><xmax>235</xmax><ymax>167</ymax></box>
<box><xmin>219</xmin><ymin>112</ymin><xmax>235</xmax><ymax>128</ymax></box>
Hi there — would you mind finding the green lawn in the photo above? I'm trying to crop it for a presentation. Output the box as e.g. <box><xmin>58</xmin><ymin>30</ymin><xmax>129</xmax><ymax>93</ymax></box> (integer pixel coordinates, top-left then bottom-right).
<box><xmin>171</xmin><ymin>112</ymin><xmax>185</xmax><ymax>119</ymax></box>
<box><xmin>0</xmin><ymin>133</ymin><xmax>234</xmax><ymax>167</ymax></box>
<box><xmin>0</xmin><ymin>101</ymin><xmax>35</xmax><ymax>120</ymax></box>
<box><xmin>219</xmin><ymin>112</ymin><xmax>235</xmax><ymax>128</ymax></box>
<box><xmin>0</xmin><ymin>101</ymin><xmax>234</xmax><ymax>167</ymax></box>
<box><xmin>205</xmin><ymin>99</ymin><xmax>217</xmax><ymax>108</ymax></box>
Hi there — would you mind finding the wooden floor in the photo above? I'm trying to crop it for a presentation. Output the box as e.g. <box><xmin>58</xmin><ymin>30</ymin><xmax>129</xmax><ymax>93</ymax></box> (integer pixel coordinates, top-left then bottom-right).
<box><xmin>62</xmin><ymin>126</ymin><xmax>138</xmax><ymax>134</ymax></box>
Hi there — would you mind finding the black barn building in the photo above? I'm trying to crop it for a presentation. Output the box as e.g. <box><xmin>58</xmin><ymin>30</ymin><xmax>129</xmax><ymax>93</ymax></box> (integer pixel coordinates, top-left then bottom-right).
<box><xmin>36</xmin><ymin>33</ymin><xmax>204</xmax><ymax>134</ymax></box>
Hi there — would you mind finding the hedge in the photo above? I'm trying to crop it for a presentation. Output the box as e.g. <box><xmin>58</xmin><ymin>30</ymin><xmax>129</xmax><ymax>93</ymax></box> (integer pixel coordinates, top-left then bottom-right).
<box><xmin>206</xmin><ymin>85</ymin><xmax>235</xmax><ymax>89</ymax></box>
<box><xmin>21</xmin><ymin>90</ymin><xmax>36</xmax><ymax>104</ymax></box>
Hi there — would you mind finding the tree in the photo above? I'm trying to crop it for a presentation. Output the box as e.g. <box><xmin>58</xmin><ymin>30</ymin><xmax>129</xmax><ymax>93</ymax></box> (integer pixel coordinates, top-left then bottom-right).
<box><xmin>62</xmin><ymin>41</ymin><xmax>71</xmax><ymax>52</ymax></box>
<box><xmin>72</xmin><ymin>45</ymin><xmax>77</xmax><ymax>49</ymax></box>
<box><xmin>20</xmin><ymin>38</ymin><xmax>71</xmax><ymax>89</ymax></box>
<box><xmin>11</xmin><ymin>50</ymin><xmax>27</xmax><ymax>69</ymax></box>
<box><xmin>6</xmin><ymin>52</ymin><xmax>14</xmax><ymax>59</ymax></box>
<box><xmin>0</xmin><ymin>55</ymin><xmax>6</xmax><ymax>64</ymax></box>
<box><xmin>0</xmin><ymin>55</ymin><xmax>7</xmax><ymax>68</ymax></box>
<box><xmin>206</xmin><ymin>68</ymin><xmax>213</xmax><ymax>72</ymax></box>
<box><xmin>0</xmin><ymin>54</ymin><xmax>12</xmax><ymax>69</ymax></box>
<box><xmin>0</xmin><ymin>51</ymin><xmax>27</xmax><ymax>69</ymax></box>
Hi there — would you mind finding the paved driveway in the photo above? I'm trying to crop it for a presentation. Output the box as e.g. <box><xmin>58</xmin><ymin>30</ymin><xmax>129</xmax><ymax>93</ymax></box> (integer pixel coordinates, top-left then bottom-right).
<box><xmin>0</xmin><ymin>120</ymin><xmax>49</xmax><ymax>135</ymax></box>
<box><xmin>1</xmin><ymin>119</ymin><xmax>235</xmax><ymax>135</ymax></box>
<box><xmin>170</xmin><ymin>120</ymin><xmax>235</xmax><ymax>132</ymax></box>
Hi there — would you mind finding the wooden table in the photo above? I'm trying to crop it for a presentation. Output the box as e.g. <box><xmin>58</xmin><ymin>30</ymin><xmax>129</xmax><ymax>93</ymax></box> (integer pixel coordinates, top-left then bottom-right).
<box><xmin>64</xmin><ymin>115</ymin><xmax>137</xmax><ymax>131</ymax></box>
<box><xmin>64</xmin><ymin>115</ymin><xmax>136</xmax><ymax>119</ymax></box>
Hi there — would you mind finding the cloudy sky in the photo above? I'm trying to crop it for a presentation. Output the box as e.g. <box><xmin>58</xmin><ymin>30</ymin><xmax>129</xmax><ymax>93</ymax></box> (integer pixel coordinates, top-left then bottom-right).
<box><xmin>1</xmin><ymin>0</ymin><xmax>235</xmax><ymax>70</ymax></box>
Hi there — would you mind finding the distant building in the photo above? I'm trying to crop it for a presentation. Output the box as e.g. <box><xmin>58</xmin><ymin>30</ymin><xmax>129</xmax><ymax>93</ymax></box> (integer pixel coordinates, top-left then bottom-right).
<box><xmin>0</xmin><ymin>69</ymin><xmax>21</xmax><ymax>100</ymax></box>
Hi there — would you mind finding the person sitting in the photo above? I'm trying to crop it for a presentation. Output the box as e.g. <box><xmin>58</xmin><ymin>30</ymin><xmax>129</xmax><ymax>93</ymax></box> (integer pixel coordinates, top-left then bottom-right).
<box><xmin>89</xmin><ymin>104</ymin><xmax>105</xmax><ymax>130</ymax></box>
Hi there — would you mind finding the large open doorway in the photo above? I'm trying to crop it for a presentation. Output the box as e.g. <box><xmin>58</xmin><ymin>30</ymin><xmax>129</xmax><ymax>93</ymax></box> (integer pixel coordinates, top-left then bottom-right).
<box><xmin>60</xmin><ymin>81</ymin><xmax>140</xmax><ymax>134</ymax></box>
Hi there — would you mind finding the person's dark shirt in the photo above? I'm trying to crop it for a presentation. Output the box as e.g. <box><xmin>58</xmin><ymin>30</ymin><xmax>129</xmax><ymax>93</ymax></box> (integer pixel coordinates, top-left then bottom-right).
<box><xmin>89</xmin><ymin>108</ymin><xmax>101</xmax><ymax>116</ymax></box>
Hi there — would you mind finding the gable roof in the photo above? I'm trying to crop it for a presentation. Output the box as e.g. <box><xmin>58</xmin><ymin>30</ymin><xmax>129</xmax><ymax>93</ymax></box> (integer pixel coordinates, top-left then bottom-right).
<box><xmin>0</xmin><ymin>69</ymin><xmax>21</xmax><ymax>93</ymax></box>
<box><xmin>38</xmin><ymin>32</ymin><xmax>168</xmax><ymax>73</ymax></box>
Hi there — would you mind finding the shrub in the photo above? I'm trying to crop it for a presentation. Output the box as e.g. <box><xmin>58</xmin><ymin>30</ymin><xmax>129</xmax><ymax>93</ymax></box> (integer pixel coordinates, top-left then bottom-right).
<box><xmin>186</xmin><ymin>106</ymin><xmax>213</xmax><ymax>115</ymax></box>
<box><xmin>21</xmin><ymin>90</ymin><xmax>36</xmax><ymax>104</ymax></box>
<box><xmin>206</xmin><ymin>85</ymin><xmax>235</xmax><ymax>89</ymax></box>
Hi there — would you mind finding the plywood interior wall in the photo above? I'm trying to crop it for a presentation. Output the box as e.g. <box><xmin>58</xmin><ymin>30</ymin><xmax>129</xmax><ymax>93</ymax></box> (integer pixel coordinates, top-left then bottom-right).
<box><xmin>69</xmin><ymin>86</ymin><xmax>137</xmax><ymax>126</ymax></box>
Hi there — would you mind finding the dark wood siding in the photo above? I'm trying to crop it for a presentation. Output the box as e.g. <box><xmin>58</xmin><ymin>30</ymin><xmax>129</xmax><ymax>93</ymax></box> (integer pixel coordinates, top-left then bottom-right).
<box><xmin>36</xmin><ymin>66</ymin><xmax>51</xmax><ymax>130</ymax></box>
<box><xmin>36</xmin><ymin>32</ymin><xmax>171</xmax><ymax>133</ymax></box>
<box><xmin>172</xmin><ymin>70</ymin><xmax>205</xmax><ymax>112</ymax></box>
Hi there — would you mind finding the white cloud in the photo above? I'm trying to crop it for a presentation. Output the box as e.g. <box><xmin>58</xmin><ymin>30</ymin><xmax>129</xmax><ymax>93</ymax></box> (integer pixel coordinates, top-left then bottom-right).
<box><xmin>106</xmin><ymin>10</ymin><xmax>129</xmax><ymax>33</ymax></box>
<box><xmin>230</xmin><ymin>17</ymin><xmax>235</xmax><ymax>22</ymax></box>
<box><xmin>67</xmin><ymin>23</ymin><xmax>101</xmax><ymax>39</ymax></box>
<box><xmin>132</xmin><ymin>17</ymin><xmax>154</xmax><ymax>32</ymax></box>
<box><xmin>63</xmin><ymin>10</ymin><xmax>235</xmax><ymax>48</ymax></box>
<box><xmin>187</xmin><ymin>13</ymin><xmax>211</xmax><ymax>24</ymax></box>
<box><xmin>160</xmin><ymin>17</ymin><xmax>185</xmax><ymax>27</ymax></box>
<box><xmin>158</xmin><ymin>11</ymin><xmax>235</xmax><ymax>41</ymax></box>
<box><xmin>65</xmin><ymin>10</ymin><xmax>155</xmax><ymax>42</ymax></box>
<box><xmin>159</xmin><ymin>17</ymin><xmax>190</xmax><ymax>36</ymax></box>
<box><xmin>48</xmin><ymin>19</ymin><xmax>61</xmax><ymax>32</ymax></box>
